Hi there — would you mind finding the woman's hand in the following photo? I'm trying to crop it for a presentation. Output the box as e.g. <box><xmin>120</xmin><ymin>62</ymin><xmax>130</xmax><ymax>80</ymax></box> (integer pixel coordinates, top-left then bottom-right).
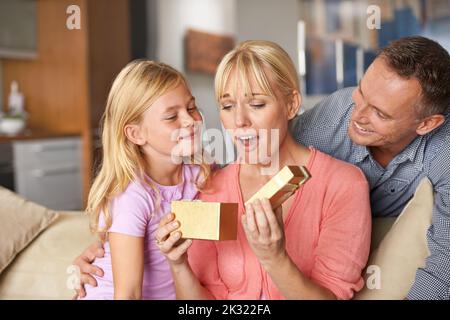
<box><xmin>241</xmin><ymin>198</ymin><xmax>287</xmax><ymax>268</ymax></box>
<box><xmin>72</xmin><ymin>241</ymin><xmax>105</xmax><ymax>299</ymax></box>
<box><xmin>155</xmin><ymin>213</ymin><xmax>193</xmax><ymax>267</ymax></box>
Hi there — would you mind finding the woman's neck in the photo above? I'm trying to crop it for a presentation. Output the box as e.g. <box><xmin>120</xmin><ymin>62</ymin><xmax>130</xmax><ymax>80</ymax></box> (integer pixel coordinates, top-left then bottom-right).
<box><xmin>240</xmin><ymin>133</ymin><xmax>310</xmax><ymax>178</ymax></box>
<box><xmin>143</xmin><ymin>152</ymin><xmax>183</xmax><ymax>186</ymax></box>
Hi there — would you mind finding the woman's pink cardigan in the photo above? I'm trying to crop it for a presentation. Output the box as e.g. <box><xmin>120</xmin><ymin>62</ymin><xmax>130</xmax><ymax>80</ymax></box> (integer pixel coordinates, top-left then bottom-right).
<box><xmin>189</xmin><ymin>148</ymin><xmax>372</xmax><ymax>300</ymax></box>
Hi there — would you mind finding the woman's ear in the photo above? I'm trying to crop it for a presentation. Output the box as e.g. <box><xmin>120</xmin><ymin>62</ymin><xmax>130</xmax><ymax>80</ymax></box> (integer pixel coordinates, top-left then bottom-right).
<box><xmin>124</xmin><ymin>124</ymin><xmax>146</xmax><ymax>146</ymax></box>
<box><xmin>287</xmin><ymin>90</ymin><xmax>301</xmax><ymax>120</ymax></box>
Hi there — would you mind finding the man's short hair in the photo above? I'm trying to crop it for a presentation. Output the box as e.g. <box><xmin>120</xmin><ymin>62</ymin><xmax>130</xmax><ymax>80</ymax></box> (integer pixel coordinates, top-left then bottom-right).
<box><xmin>378</xmin><ymin>36</ymin><xmax>450</xmax><ymax>118</ymax></box>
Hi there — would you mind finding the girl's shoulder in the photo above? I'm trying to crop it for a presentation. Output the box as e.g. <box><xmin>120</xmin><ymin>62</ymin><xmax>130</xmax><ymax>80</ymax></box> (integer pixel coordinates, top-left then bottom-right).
<box><xmin>112</xmin><ymin>179</ymin><xmax>156</xmax><ymax>213</ymax></box>
<box><xmin>102</xmin><ymin>180</ymin><xmax>155</xmax><ymax>237</ymax></box>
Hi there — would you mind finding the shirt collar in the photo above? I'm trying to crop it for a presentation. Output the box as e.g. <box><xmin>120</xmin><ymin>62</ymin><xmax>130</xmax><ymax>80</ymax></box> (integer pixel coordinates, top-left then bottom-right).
<box><xmin>391</xmin><ymin>135</ymin><xmax>425</xmax><ymax>168</ymax></box>
<box><xmin>352</xmin><ymin>143</ymin><xmax>370</xmax><ymax>164</ymax></box>
<box><xmin>352</xmin><ymin>134</ymin><xmax>425</xmax><ymax>169</ymax></box>
<box><xmin>351</xmin><ymin>107</ymin><xmax>449</xmax><ymax>168</ymax></box>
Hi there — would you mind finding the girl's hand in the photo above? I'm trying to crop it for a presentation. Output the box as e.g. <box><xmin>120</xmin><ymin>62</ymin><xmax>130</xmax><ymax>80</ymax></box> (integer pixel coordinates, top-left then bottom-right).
<box><xmin>241</xmin><ymin>198</ymin><xmax>287</xmax><ymax>269</ymax></box>
<box><xmin>155</xmin><ymin>213</ymin><xmax>192</xmax><ymax>266</ymax></box>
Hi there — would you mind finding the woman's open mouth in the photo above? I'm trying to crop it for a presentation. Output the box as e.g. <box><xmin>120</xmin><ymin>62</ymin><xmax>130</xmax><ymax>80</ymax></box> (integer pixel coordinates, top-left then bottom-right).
<box><xmin>236</xmin><ymin>133</ymin><xmax>258</xmax><ymax>148</ymax></box>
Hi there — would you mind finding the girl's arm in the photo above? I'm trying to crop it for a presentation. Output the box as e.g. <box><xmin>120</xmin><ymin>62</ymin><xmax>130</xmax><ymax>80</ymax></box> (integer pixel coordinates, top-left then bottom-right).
<box><xmin>109</xmin><ymin>233</ymin><xmax>145</xmax><ymax>300</ymax></box>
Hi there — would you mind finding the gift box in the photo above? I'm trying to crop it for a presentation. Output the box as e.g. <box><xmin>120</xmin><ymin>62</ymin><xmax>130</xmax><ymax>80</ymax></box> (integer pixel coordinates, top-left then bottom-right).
<box><xmin>171</xmin><ymin>201</ymin><xmax>238</xmax><ymax>240</ymax></box>
<box><xmin>245</xmin><ymin>165</ymin><xmax>311</xmax><ymax>209</ymax></box>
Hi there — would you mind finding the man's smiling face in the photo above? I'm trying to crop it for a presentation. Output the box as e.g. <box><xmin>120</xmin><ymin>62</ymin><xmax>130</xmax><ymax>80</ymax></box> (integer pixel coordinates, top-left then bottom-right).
<box><xmin>348</xmin><ymin>57</ymin><xmax>423</xmax><ymax>153</ymax></box>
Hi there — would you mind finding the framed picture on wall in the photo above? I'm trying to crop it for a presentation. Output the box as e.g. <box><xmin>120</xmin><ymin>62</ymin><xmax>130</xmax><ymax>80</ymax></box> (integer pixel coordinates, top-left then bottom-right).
<box><xmin>185</xmin><ymin>29</ymin><xmax>234</xmax><ymax>75</ymax></box>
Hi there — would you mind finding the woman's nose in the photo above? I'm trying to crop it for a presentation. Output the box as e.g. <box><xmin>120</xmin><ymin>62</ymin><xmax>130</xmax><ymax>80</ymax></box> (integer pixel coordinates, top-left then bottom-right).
<box><xmin>234</xmin><ymin>105</ymin><xmax>250</xmax><ymax>128</ymax></box>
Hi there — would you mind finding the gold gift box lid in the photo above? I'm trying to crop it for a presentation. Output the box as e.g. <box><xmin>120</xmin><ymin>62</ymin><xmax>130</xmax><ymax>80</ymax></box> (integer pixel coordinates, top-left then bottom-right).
<box><xmin>245</xmin><ymin>165</ymin><xmax>311</xmax><ymax>209</ymax></box>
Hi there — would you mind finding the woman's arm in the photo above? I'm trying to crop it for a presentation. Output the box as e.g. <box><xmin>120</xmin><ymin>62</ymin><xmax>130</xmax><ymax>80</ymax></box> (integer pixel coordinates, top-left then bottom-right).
<box><xmin>155</xmin><ymin>213</ymin><xmax>215</xmax><ymax>299</ymax></box>
<box><xmin>170</xmin><ymin>259</ymin><xmax>215</xmax><ymax>300</ymax></box>
<box><xmin>262</xmin><ymin>251</ymin><xmax>336</xmax><ymax>299</ymax></box>
<box><xmin>109</xmin><ymin>233</ymin><xmax>145</xmax><ymax>300</ymax></box>
<box><xmin>243</xmin><ymin>199</ymin><xmax>337</xmax><ymax>299</ymax></box>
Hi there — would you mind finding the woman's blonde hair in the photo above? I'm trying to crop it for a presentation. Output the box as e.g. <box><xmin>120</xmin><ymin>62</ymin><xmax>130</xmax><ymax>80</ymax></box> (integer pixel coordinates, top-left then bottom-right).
<box><xmin>87</xmin><ymin>60</ymin><xmax>210</xmax><ymax>241</ymax></box>
<box><xmin>215</xmin><ymin>40</ymin><xmax>299</xmax><ymax>102</ymax></box>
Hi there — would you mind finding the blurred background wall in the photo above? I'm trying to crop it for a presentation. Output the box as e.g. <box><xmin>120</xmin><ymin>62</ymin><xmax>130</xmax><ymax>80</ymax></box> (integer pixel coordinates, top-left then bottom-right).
<box><xmin>0</xmin><ymin>0</ymin><xmax>448</xmax><ymax>207</ymax></box>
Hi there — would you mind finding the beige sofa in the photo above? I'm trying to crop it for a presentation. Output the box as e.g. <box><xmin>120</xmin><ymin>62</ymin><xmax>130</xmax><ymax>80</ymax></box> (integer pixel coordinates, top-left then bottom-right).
<box><xmin>0</xmin><ymin>210</ymin><xmax>395</xmax><ymax>300</ymax></box>
<box><xmin>0</xmin><ymin>177</ymin><xmax>433</xmax><ymax>300</ymax></box>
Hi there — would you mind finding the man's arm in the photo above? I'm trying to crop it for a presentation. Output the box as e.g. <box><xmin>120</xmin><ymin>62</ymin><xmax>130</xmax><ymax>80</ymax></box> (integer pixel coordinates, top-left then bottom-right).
<box><xmin>408</xmin><ymin>138</ymin><xmax>450</xmax><ymax>300</ymax></box>
<box><xmin>407</xmin><ymin>177</ymin><xmax>450</xmax><ymax>299</ymax></box>
<box><xmin>72</xmin><ymin>241</ymin><xmax>105</xmax><ymax>298</ymax></box>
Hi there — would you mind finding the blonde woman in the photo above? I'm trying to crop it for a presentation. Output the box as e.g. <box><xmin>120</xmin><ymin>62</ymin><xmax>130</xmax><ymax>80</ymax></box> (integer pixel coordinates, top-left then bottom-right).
<box><xmin>78</xmin><ymin>60</ymin><xmax>210</xmax><ymax>300</ymax></box>
<box><xmin>155</xmin><ymin>40</ymin><xmax>372</xmax><ymax>300</ymax></box>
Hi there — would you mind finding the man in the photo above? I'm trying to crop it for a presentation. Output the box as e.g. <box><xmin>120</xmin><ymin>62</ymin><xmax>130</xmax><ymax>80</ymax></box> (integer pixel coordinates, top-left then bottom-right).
<box><xmin>291</xmin><ymin>36</ymin><xmax>450</xmax><ymax>299</ymax></box>
<box><xmin>74</xmin><ymin>36</ymin><xmax>449</xmax><ymax>300</ymax></box>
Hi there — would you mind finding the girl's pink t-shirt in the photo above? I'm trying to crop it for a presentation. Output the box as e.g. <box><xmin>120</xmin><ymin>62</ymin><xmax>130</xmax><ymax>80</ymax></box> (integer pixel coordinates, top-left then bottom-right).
<box><xmin>82</xmin><ymin>164</ymin><xmax>199</xmax><ymax>300</ymax></box>
<box><xmin>189</xmin><ymin>148</ymin><xmax>372</xmax><ymax>300</ymax></box>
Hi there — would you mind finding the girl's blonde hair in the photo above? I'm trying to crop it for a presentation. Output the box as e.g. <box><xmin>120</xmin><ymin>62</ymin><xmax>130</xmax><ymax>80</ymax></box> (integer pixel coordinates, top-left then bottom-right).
<box><xmin>87</xmin><ymin>60</ymin><xmax>210</xmax><ymax>241</ymax></box>
<box><xmin>215</xmin><ymin>40</ymin><xmax>299</xmax><ymax>102</ymax></box>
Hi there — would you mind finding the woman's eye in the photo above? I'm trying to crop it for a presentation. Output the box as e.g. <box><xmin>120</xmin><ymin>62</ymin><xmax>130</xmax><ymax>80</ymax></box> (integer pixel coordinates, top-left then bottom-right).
<box><xmin>250</xmin><ymin>103</ymin><xmax>266</xmax><ymax>109</ymax></box>
<box><xmin>165</xmin><ymin>115</ymin><xmax>177</xmax><ymax>120</ymax></box>
<box><xmin>221</xmin><ymin>105</ymin><xmax>232</xmax><ymax>110</ymax></box>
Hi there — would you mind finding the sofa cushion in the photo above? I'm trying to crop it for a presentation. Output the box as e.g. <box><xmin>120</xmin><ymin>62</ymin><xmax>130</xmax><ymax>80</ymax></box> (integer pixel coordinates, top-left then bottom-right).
<box><xmin>354</xmin><ymin>177</ymin><xmax>433</xmax><ymax>300</ymax></box>
<box><xmin>0</xmin><ymin>186</ymin><xmax>59</xmax><ymax>274</ymax></box>
<box><xmin>0</xmin><ymin>211</ymin><xmax>96</xmax><ymax>299</ymax></box>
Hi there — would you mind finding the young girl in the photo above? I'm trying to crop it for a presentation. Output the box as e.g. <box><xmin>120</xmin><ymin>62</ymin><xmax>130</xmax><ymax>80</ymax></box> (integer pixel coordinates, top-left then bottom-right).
<box><xmin>80</xmin><ymin>60</ymin><xmax>210</xmax><ymax>300</ymax></box>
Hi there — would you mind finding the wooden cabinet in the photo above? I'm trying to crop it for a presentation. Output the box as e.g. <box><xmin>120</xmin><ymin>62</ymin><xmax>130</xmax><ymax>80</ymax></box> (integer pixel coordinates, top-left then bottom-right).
<box><xmin>1</xmin><ymin>0</ymin><xmax>131</xmax><ymax>203</ymax></box>
<box><xmin>0</xmin><ymin>0</ymin><xmax>37</xmax><ymax>59</ymax></box>
<box><xmin>13</xmin><ymin>137</ymin><xmax>83</xmax><ymax>210</ymax></box>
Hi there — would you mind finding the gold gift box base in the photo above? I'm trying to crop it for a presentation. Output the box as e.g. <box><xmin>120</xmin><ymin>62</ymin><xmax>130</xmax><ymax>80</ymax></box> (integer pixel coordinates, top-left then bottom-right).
<box><xmin>171</xmin><ymin>201</ymin><xmax>238</xmax><ymax>241</ymax></box>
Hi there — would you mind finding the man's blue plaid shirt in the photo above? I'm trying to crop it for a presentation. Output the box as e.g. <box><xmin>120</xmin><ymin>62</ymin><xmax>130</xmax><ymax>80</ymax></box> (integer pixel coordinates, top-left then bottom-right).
<box><xmin>291</xmin><ymin>87</ymin><xmax>450</xmax><ymax>300</ymax></box>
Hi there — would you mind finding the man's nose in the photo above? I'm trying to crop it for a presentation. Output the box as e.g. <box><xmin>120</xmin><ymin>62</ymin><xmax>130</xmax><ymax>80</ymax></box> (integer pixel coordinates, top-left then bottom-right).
<box><xmin>353</xmin><ymin>102</ymin><xmax>371</xmax><ymax>122</ymax></box>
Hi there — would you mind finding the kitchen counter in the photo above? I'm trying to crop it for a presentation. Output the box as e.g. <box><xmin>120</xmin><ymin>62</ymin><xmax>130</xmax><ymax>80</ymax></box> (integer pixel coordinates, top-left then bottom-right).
<box><xmin>0</xmin><ymin>129</ymin><xmax>80</xmax><ymax>143</ymax></box>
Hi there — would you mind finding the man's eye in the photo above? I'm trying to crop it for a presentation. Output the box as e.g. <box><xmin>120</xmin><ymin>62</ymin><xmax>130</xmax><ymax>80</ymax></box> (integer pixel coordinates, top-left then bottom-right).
<box><xmin>376</xmin><ymin>111</ymin><xmax>387</xmax><ymax>119</ymax></box>
<box><xmin>187</xmin><ymin>106</ymin><xmax>198</xmax><ymax>113</ymax></box>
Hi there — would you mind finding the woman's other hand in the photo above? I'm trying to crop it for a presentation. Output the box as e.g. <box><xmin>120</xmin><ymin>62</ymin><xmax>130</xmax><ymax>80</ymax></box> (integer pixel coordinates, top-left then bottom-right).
<box><xmin>155</xmin><ymin>213</ymin><xmax>192</xmax><ymax>266</ymax></box>
<box><xmin>242</xmin><ymin>198</ymin><xmax>287</xmax><ymax>268</ymax></box>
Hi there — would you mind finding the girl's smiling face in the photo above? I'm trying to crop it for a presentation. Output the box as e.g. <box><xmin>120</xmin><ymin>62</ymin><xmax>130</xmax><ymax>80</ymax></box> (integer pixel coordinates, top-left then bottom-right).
<box><xmin>126</xmin><ymin>83</ymin><xmax>203</xmax><ymax>161</ymax></box>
